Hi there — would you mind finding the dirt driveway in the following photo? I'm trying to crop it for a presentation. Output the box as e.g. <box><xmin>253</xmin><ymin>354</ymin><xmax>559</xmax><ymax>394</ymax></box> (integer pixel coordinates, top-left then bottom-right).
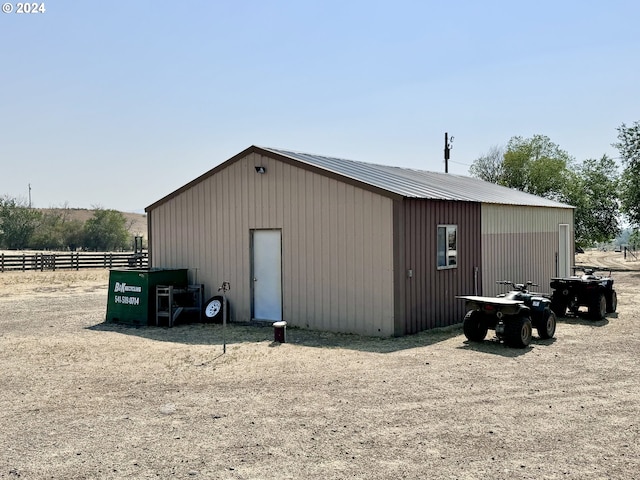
<box><xmin>0</xmin><ymin>252</ymin><xmax>639</xmax><ymax>479</ymax></box>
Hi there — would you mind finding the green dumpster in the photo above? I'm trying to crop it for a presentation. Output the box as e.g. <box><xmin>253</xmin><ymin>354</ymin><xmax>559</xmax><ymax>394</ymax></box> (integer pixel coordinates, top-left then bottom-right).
<box><xmin>106</xmin><ymin>268</ymin><xmax>188</xmax><ymax>326</ymax></box>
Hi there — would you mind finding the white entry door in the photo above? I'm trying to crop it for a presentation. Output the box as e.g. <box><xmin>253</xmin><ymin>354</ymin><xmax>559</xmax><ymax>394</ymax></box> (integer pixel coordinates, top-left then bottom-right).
<box><xmin>251</xmin><ymin>230</ymin><xmax>283</xmax><ymax>321</ymax></box>
<box><xmin>558</xmin><ymin>224</ymin><xmax>571</xmax><ymax>277</ymax></box>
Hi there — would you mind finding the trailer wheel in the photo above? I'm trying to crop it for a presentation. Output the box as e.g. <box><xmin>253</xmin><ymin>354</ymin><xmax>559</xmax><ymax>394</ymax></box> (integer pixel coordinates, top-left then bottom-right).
<box><xmin>463</xmin><ymin>310</ymin><xmax>488</xmax><ymax>342</ymax></box>
<box><xmin>589</xmin><ymin>293</ymin><xmax>606</xmax><ymax>320</ymax></box>
<box><xmin>203</xmin><ymin>295</ymin><xmax>225</xmax><ymax>323</ymax></box>
<box><xmin>537</xmin><ymin>308</ymin><xmax>556</xmax><ymax>339</ymax></box>
<box><xmin>504</xmin><ymin>315</ymin><xmax>532</xmax><ymax>348</ymax></box>
<box><xmin>606</xmin><ymin>290</ymin><xmax>617</xmax><ymax>313</ymax></box>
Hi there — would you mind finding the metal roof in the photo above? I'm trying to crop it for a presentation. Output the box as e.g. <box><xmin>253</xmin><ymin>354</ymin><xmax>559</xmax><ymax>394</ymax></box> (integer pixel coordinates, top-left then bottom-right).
<box><xmin>261</xmin><ymin>146</ymin><xmax>573</xmax><ymax>208</ymax></box>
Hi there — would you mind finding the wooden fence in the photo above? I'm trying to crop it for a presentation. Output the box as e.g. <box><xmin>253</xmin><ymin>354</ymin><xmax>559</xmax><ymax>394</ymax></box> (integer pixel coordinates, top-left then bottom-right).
<box><xmin>0</xmin><ymin>251</ymin><xmax>148</xmax><ymax>272</ymax></box>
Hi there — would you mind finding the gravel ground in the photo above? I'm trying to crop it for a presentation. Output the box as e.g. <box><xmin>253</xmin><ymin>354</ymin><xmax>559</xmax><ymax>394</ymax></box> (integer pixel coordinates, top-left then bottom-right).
<box><xmin>0</xmin><ymin>252</ymin><xmax>639</xmax><ymax>479</ymax></box>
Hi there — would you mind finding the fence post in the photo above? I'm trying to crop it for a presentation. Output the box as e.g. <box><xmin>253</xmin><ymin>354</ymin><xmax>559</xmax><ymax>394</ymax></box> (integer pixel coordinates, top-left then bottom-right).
<box><xmin>22</xmin><ymin>254</ymin><xmax>26</xmax><ymax>271</ymax></box>
<box><xmin>1</xmin><ymin>253</ymin><xmax>3</xmax><ymax>272</ymax></box>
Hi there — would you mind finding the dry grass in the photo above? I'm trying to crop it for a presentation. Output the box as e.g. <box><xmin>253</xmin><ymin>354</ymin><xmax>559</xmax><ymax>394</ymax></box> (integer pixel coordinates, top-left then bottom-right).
<box><xmin>0</xmin><ymin>252</ymin><xmax>639</xmax><ymax>479</ymax></box>
<box><xmin>0</xmin><ymin>269</ymin><xmax>109</xmax><ymax>296</ymax></box>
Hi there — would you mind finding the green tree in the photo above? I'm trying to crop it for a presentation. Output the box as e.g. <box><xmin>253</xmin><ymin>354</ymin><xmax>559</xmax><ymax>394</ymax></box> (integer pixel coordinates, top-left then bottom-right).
<box><xmin>62</xmin><ymin>219</ymin><xmax>85</xmax><ymax>251</ymax></box>
<box><xmin>0</xmin><ymin>196</ymin><xmax>42</xmax><ymax>249</ymax></box>
<box><xmin>629</xmin><ymin>229</ymin><xmax>640</xmax><ymax>250</ymax></box>
<box><xmin>28</xmin><ymin>206</ymin><xmax>88</xmax><ymax>251</ymax></box>
<box><xmin>613</xmin><ymin>121</ymin><xmax>640</xmax><ymax>226</ymax></box>
<box><xmin>468</xmin><ymin>145</ymin><xmax>505</xmax><ymax>184</ymax></box>
<box><xmin>28</xmin><ymin>210</ymin><xmax>65</xmax><ymax>250</ymax></box>
<box><xmin>470</xmin><ymin>135</ymin><xmax>622</xmax><ymax>247</ymax></box>
<box><xmin>83</xmin><ymin>208</ymin><xmax>131</xmax><ymax>251</ymax></box>
<box><xmin>469</xmin><ymin>135</ymin><xmax>573</xmax><ymax>200</ymax></box>
<box><xmin>502</xmin><ymin>135</ymin><xmax>573</xmax><ymax>199</ymax></box>
<box><xmin>563</xmin><ymin>155</ymin><xmax>620</xmax><ymax>247</ymax></box>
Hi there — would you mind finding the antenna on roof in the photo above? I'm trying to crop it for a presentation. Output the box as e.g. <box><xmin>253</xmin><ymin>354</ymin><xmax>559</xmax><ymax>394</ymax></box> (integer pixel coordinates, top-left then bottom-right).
<box><xmin>444</xmin><ymin>132</ymin><xmax>454</xmax><ymax>173</ymax></box>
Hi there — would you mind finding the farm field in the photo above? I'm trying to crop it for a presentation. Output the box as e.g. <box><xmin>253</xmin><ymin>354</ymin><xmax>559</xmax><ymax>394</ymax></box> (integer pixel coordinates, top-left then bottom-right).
<box><xmin>0</xmin><ymin>251</ymin><xmax>639</xmax><ymax>479</ymax></box>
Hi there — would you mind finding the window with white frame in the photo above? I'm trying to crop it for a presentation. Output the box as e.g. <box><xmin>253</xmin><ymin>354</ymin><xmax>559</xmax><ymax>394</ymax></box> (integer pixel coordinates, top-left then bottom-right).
<box><xmin>437</xmin><ymin>225</ymin><xmax>457</xmax><ymax>269</ymax></box>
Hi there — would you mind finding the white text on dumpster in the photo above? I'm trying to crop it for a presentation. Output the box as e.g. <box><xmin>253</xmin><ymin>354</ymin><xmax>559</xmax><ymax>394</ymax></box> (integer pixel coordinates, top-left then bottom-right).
<box><xmin>114</xmin><ymin>295</ymin><xmax>140</xmax><ymax>305</ymax></box>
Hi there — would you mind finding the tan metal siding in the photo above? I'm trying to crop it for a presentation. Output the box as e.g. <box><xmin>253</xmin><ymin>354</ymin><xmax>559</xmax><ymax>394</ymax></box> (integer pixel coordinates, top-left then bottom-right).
<box><xmin>481</xmin><ymin>204</ymin><xmax>574</xmax><ymax>296</ymax></box>
<box><xmin>400</xmin><ymin>200</ymin><xmax>482</xmax><ymax>333</ymax></box>
<box><xmin>148</xmin><ymin>152</ymin><xmax>395</xmax><ymax>336</ymax></box>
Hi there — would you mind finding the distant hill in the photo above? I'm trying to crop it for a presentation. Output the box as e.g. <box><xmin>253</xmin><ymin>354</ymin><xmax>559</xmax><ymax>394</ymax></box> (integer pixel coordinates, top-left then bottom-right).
<box><xmin>37</xmin><ymin>208</ymin><xmax>148</xmax><ymax>239</ymax></box>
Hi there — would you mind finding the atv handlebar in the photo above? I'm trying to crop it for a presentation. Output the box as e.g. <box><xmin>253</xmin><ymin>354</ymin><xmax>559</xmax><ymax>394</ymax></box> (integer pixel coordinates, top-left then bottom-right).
<box><xmin>571</xmin><ymin>266</ymin><xmax>612</xmax><ymax>277</ymax></box>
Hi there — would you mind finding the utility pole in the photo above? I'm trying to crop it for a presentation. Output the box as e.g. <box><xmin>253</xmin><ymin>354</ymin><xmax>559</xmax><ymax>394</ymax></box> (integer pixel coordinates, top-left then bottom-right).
<box><xmin>444</xmin><ymin>132</ymin><xmax>453</xmax><ymax>173</ymax></box>
<box><xmin>28</xmin><ymin>183</ymin><xmax>32</xmax><ymax>207</ymax></box>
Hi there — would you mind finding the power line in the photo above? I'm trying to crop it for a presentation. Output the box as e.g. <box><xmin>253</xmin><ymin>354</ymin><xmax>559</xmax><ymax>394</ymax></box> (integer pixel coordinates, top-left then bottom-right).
<box><xmin>449</xmin><ymin>159</ymin><xmax>472</xmax><ymax>167</ymax></box>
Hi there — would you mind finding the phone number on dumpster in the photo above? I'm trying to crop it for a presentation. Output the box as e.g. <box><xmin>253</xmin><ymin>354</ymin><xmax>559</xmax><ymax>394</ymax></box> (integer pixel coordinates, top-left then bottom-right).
<box><xmin>114</xmin><ymin>295</ymin><xmax>141</xmax><ymax>306</ymax></box>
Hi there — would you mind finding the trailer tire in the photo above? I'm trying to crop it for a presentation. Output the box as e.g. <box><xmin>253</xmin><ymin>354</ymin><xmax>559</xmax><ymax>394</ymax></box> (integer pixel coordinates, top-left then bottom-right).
<box><xmin>203</xmin><ymin>295</ymin><xmax>225</xmax><ymax>323</ymax></box>
<box><xmin>504</xmin><ymin>315</ymin><xmax>532</xmax><ymax>348</ymax></box>
<box><xmin>463</xmin><ymin>310</ymin><xmax>488</xmax><ymax>342</ymax></box>
<box><xmin>606</xmin><ymin>290</ymin><xmax>617</xmax><ymax>313</ymax></box>
<box><xmin>589</xmin><ymin>293</ymin><xmax>606</xmax><ymax>320</ymax></box>
<box><xmin>537</xmin><ymin>308</ymin><xmax>556</xmax><ymax>339</ymax></box>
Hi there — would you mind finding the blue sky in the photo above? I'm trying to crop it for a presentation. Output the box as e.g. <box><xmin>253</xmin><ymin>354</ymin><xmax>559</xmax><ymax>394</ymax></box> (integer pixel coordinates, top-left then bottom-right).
<box><xmin>1</xmin><ymin>1</ymin><xmax>638</xmax><ymax>212</ymax></box>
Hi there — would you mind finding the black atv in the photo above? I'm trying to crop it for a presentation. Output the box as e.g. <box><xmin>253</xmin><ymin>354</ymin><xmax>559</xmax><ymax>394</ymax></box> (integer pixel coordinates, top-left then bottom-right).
<box><xmin>549</xmin><ymin>267</ymin><xmax>617</xmax><ymax>320</ymax></box>
<box><xmin>458</xmin><ymin>281</ymin><xmax>557</xmax><ymax>348</ymax></box>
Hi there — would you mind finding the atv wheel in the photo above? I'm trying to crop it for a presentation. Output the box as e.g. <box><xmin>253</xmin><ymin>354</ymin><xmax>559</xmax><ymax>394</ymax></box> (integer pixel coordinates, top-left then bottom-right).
<box><xmin>537</xmin><ymin>308</ymin><xmax>556</xmax><ymax>339</ymax></box>
<box><xmin>606</xmin><ymin>290</ymin><xmax>617</xmax><ymax>313</ymax></box>
<box><xmin>589</xmin><ymin>293</ymin><xmax>607</xmax><ymax>320</ymax></box>
<box><xmin>504</xmin><ymin>315</ymin><xmax>532</xmax><ymax>348</ymax></box>
<box><xmin>463</xmin><ymin>310</ymin><xmax>488</xmax><ymax>342</ymax></box>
